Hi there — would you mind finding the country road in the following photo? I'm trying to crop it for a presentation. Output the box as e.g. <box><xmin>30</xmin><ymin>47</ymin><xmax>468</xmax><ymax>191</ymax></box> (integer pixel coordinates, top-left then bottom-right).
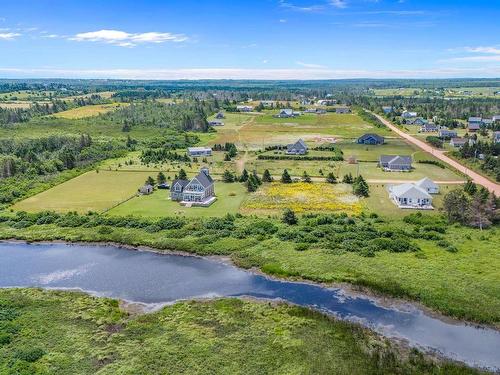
<box><xmin>369</xmin><ymin>111</ymin><xmax>500</xmax><ymax>195</ymax></box>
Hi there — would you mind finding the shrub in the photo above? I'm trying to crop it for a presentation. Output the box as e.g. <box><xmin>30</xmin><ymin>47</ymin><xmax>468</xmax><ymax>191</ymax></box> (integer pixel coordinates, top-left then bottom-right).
<box><xmin>14</xmin><ymin>347</ymin><xmax>46</xmax><ymax>362</ymax></box>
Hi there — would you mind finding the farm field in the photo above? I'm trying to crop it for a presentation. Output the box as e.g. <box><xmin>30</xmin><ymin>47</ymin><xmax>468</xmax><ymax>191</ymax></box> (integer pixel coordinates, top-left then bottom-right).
<box><xmin>52</xmin><ymin>103</ymin><xmax>128</xmax><ymax>119</ymax></box>
<box><xmin>12</xmin><ymin>170</ymin><xmax>151</xmax><ymax>213</ymax></box>
<box><xmin>0</xmin><ymin>101</ymin><xmax>34</xmax><ymax>109</ymax></box>
<box><xmin>0</xmin><ymin>90</ymin><xmax>57</xmax><ymax>101</ymax></box>
<box><xmin>241</xmin><ymin>182</ymin><xmax>361</xmax><ymax>215</ymax></box>
<box><xmin>210</xmin><ymin>111</ymin><xmax>392</xmax><ymax>149</ymax></box>
<box><xmin>108</xmin><ymin>182</ymin><xmax>247</xmax><ymax>218</ymax></box>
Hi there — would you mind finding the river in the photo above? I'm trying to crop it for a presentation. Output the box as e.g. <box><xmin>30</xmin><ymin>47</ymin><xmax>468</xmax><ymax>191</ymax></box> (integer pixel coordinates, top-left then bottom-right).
<box><xmin>0</xmin><ymin>241</ymin><xmax>498</xmax><ymax>370</ymax></box>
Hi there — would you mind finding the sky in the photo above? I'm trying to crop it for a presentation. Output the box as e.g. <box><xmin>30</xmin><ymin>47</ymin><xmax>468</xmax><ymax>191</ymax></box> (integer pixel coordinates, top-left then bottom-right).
<box><xmin>0</xmin><ymin>0</ymin><xmax>499</xmax><ymax>80</ymax></box>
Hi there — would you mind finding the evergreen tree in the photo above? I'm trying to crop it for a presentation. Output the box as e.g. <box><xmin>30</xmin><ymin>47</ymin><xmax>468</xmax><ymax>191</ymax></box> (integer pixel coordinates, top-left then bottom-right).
<box><xmin>157</xmin><ymin>171</ymin><xmax>166</xmax><ymax>185</ymax></box>
<box><xmin>443</xmin><ymin>189</ymin><xmax>470</xmax><ymax>224</ymax></box>
<box><xmin>178</xmin><ymin>168</ymin><xmax>187</xmax><ymax>180</ymax></box>
<box><xmin>342</xmin><ymin>173</ymin><xmax>353</xmax><ymax>184</ymax></box>
<box><xmin>239</xmin><ymin>169</ymin><xmax>249</xmax><ymax>182</ymax></box>
<box><xmin>223</xmin><ymin>170</ymin><xmax>235</xmax><ymax>183</ymax></box>
<box><xmin>281</xmin><ymin>169</ymin><xmax>292</xmax><ymax>184</ymax></box>
<box><xmin>302</xmin><ymin>171</ymin><xmax>312</xmax><ymax>183</ymax></box>
<box><xmin>247</xmin><ymin>175</ymin><xmax>258</xmax><ymax>192</ymax></box>
<box><xmin>145</xmin><ymin>176</ymin><xmax>155</xmax><ymax>186</ymax></box>
<box><xmin>224</xmin><ymin>153</ymin><xmax>231</xmax><ymax>161</ymax></box>
<box><xmin>282</xmin><ymin>208</ymin><xmax>298</xmax><ymax>225</ymax></box>
<box><xmin>252</xmin><ymin>170</ymin><xmax>262</xmax><ymax>185</ymax></box>
<box><xmin>467</xmin><ymin>192</ymin><xmax>496</xmax><ymax>230</ymax></box>
<box><xmin>353</xmin><ymin>175</ymin><xmax>369</xmax><ymax>197</ymax></box>
<box><xmin>326</xmin><ymin>172</ymin><xmax>337</xmax><ymax>184</ymax></box>
<box><xmin>463</xmin><ymin>180</ymin><xmax>477</xmax><ymax>196</ymax></box>
<box><xmin>262</xmin><ymin>169</ymin><xmax>273</xmax><ymax>182</ymax></box>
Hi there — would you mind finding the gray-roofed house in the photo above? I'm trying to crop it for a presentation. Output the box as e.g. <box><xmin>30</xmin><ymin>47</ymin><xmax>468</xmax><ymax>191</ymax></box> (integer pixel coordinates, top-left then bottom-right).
<box><xmin>170</xmin><ymin>179</ymin><xmax>189</xmax><ymax>201</ymax></box>
<box><xmin>420</xmin><ymin>123</ymin><xmax>439</xmax><ymax>132</ymax></box>
<box><xmin>388</xmin><ymin>183</ymin><xmax>433</xmax><ymax>209</ymax></box>
<box><xmin>215</xmin><ymin>112</ymin><xmax>225</xmax><ymax>119</ymax></box>
<box><xmin>438</xmin><ymin>129</ymin><xmax>457</xmax><ymax>139</ymax></box>
<box><xmin>482</xmin><ymin>118</ymin><xmax>493</xmax><ymax>126</ymax></box>
<box><xmin>382</xmin><ymin>106</ymin><xmax>393</xmax><ymax>114</ymax></box>
<box><xmin>187</xmin><ymin>147</ymin><xmax>212</xmax><ymax>157</ymax></box>
<box><xmin>357</xmin><ymin>133</ymin><xmax>385</xmax><ymax>145</ymax></box>
<box><xmin>276</xmin><ymin>108</ymin><xmax>296</xmax><ymax>118</ymax></box>
<box><xmin>180</xmin><ymin>168</ymin><xmax>216</xmax><ymax>206</ymax></box>
<box><xmin>401</xmin><ymin>111</ymin><xmax>417</xmax><ymax>119</ymax></box>
<box><xmin>450</xmin><ymin>137</ymin><xmax>467</xmax><ymax>148</ymax></box>
<box><xmin>139</xmin><ymin>184</ymin><xmax>154</xmax><ymax>195</ymax></box>
<box><xmin>286</xmin><ymin>139</ymin><xmax>308</xmax><ymax>155</ymax></box>
<box><xmin>415</xmin><ymin>177</ymin><xmax>439</xmax><ymax>194</ymax></box>
<box><xmin>468</xmin><ymin>117</ymin><xmax>482</xmax><ymax>131</ymax></box>
<box><xmin>236</xmin><ymin>105</ymin><xmax>254</xmax><ymax>112</ymax></box>
<box><xmin>379</xmin><ymin>155</ymin><xmax>412</xmax><ymax>171</ymax></box>
<box><xmin>209</xmin><ymin>120</ymin><xmax>224</xmax><ymax>126</ymax></box>
<box><xmin>335</xmin><ymin>107</ymin><xmax>351</xmax><ymax>114</ymax></box>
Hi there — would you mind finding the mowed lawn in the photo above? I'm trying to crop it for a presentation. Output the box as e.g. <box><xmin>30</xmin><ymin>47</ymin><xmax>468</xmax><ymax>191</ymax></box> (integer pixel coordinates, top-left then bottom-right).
<box><xmin>52</xmin><ymin>103</ymin><xmax>128</xmax><ymax>119</ymax></box>
<box><xmin>108</xmin><ymin>182</ymin><xmax>248</xmax><ymax>218</ymax></box>
<box><xmin>13</xmin><ymin>170</ymin><xmax>151</xmax><ymax>213</ymax></box>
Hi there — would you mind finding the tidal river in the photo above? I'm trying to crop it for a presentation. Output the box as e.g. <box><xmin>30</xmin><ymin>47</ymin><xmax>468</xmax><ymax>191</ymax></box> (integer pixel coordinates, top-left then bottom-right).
<box><xmin>0</xmin><ymin>241</ymin><xmax>499</xmax><ymax>370</ymax></box>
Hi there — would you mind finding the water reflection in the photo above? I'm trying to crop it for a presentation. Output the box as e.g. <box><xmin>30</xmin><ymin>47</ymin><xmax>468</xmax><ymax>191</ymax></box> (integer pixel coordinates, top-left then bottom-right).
<box><xmin>0</xmin><ymin>242</ymin><xmax>498</xmax><ymax>370</ymax></box>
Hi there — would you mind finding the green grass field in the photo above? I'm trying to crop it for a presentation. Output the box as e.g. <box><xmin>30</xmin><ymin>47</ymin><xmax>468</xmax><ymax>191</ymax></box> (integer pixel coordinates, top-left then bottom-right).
<box><xmin>210</xmin><ymin>111</ymin><xmax>393</xmax><ymax>150</ymax></box>
<box><xmin>108</xmin><ymin>182</ymin><xmax>248</xmax><ymax>218</ymax></box>
<box><xmin>0</xmin><ymin>289</ymin><xmax>471</xmax><ymax>375</ymax></box>
<box><xmin>12</xmin><ymin>170</ymin><xmax>151</xmax><ymax>213</ymax></box>
<box><xmin>337</xmin><ymin>138</ymin><xmax>416</xmax><ymax>161</ymax></box>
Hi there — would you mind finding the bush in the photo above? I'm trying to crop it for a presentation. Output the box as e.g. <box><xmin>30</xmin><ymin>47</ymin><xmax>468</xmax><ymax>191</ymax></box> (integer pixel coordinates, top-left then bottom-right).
<box><xmin>14</xmin><ymin>347</ymin><xmax>46</xmax><ymax>362</ymax></box>
<box><xmin>98</xmin><ymin>226</ymin><xmax>114</xmax><ymax>235</ymax></box>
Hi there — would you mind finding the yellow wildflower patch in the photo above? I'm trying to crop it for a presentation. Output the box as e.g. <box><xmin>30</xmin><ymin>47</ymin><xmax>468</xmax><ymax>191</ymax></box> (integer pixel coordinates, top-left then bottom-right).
<box><xmin>242</xmin><ymin>182</ymin><xmax>361</xmax><ymax>214</ymax></box>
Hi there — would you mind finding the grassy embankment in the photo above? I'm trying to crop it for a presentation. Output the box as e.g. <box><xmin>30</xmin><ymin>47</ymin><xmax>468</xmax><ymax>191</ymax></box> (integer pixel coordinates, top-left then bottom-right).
<box><xmin>0</xmin><ymin>215</ymin><xmax>498</xmax><ymax>327</ymax></box>
<box><xmin>0</xmin><ymin>289</ymin><xmax>479</xmax><ymax>374</ymax></box>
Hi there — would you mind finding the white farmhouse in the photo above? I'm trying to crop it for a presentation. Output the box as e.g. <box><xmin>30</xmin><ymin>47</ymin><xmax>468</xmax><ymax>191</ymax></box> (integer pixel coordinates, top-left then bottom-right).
<box><xmin>388</xmin><ymin>183</ymin><xmax>433</xmax><ymax>209</ymax></box>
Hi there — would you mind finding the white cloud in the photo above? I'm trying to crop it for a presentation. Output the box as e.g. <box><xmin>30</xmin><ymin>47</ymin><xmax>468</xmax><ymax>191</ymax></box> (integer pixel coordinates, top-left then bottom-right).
<box><xmin>0</xmin><ymin>32</ymin><xmax>20</xmax><ymax>40</ymax></box>
<box><xmin>70</xmin><ymin>29</ymin><xmax>188</xmax><ymax>47</ymax></box>
<box><xmin>441</xmin><ymin>55</ymin><xmax>500</xmax><ymax>63</ymax></box>
<box><xmin>41</xmin><ymin>34</ymin><xmax>60</xmax><ymax>39</ymax></box>
<box><xmin>279</xmin><ymin>19</ymin><xmax>287</xmax><ymax>23</ymax></box>
<box><xmin>296</xmin><ymin>61</ymin><xmax>328</xmax><ymax>68</ymax></box>
<box><xmin>442</xmin><ymin>45</ymin><xmax>500</xmax><ymax>63</ymax></box>
<box><xmin>3</xmin><ymin>66</ymin><xmax>497</xmax><ymax>80</ymax></box>
<box><xmin>262</xmin><ymin>59</ymin><xmax>269</xmax><ymax>64</ymax></box>
<box><xmin>463</xmin><ymin>46</ymin><xmax>500</xmax><ymax>55</ymax></box>
<box><xmin>279</xmin><ymin>1</ymin><xmax>324</xmax><ymax>13</ymax></box>
<box><xmin>329</xmin><ymin>0</ymin><xmax>347</xmax><ymax>8</ymax></box>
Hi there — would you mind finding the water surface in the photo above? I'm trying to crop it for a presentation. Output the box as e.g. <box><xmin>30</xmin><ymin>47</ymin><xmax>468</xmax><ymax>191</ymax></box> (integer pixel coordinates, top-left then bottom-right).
<box><xmin>0</xmin><ymin>242</ymin><xmax>498</xmax><ymax>370</ymax></box>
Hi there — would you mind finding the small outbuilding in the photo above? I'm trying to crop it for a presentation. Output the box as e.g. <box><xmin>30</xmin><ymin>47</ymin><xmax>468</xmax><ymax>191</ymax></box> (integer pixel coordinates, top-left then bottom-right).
<box><xmin>139</xmin><ymin>184</ymin><xmax>154</xmax><ymax>195</ymax></box>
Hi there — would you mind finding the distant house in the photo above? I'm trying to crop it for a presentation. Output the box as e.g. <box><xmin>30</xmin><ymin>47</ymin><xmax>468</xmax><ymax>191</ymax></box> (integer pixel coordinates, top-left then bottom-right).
<box><xmin>335</xmin><ymin>107</ymin><xmax>351</xmax><ymax>114</ymax></box>
<box><xmin>236</xmin><ymin>105</ymin><xmax>254</xmax><ymax>112</ymax></box>
<box><xmin>438</xmin><ymin>129</ymin><xmax>457</xmax><ymax>139</ymax></box>
<box><xmin>260</xmin><ymin>100</ymin><xmax>276</xmax><ymax>108</ymax></box>
<box><xmin>482</xmin><ymin>118</ymin><xmax>493</xmax><ymax>126</ymax></box>
<box><xmin>286</xmin><ymin>139</ymin><xmax>308</xmax><ymax>155</ymax></box>
<box><xmin>215</xmin><ymin>112</ymin><xmax>225</xmax><ymax>119</ymax></box>
<box><xmin>468</xmin><ymin>117</ymin><xmax>482</xmax><ymax>131</ymax></box>
<box><xmin>317</xmin><ymin>99</ymin><xmax>336</xmax><ymax>106</ymax></box>
<box><xmin>357</xmin><ymin>133</ymin><xmax>385</xmax><ymax>145</ymax></box>
<box><xmin>187</xmin><ymin>147</ymin><xmax>212</xmax><ymax>157</ymax></box>
<box><xmin>170</xmin><ymin>168</ymin><xmax>216</xmax><ymax>206</ymax></box>
<box><xmin>493</xmin><ymin>115</ymin><xmax>500</xmax><ymax>122</ymax></box>
<box><xmin>450</xmin><ymin>137</ymin><xmax>467</xmax><ymax>148</ymax></box>
<box><xmin>401</xmin><ymin>110</ymin><xmax>418</xmax><ymax>119</ymax></box>
<box><xmin>139</xmin><ymin>184</ymin><xmax>154</xmax><ymax>195</ymax></box>
<box><xmin>388</xmin><ymin>183</ymin><xmax>433</xmax><ymax>209</ymax></box>
<box><xmin>276</xmin><ymin>108</ymin><xmax>299</xmax><ymax>118</ymax></box>
<box><xmin>415</xmin><ymin>177</ymin><xmax>439</xmax><ymax>194</ymax></box>
<box><xmin>209</xmin><ymin>120</ymin><xmax>224</xmax><ymax>126</ymax></box>
<box><xmin>493</xmin><ymin>131</ymin><xmax>500</xmax><ymax>143</ymax></box>
<box><xmin>382</xmin><ymin>106</ymin><xmax>393</xmax><ymax>114</ymax></box>
<box><xmin>420</xmin><ymin>123</ymin><xmax>439</xmax><ymax>133</ymax></box>
<box><xmin>379</xmin><ymin>155</ymin><xmax>412</xmax><ymax>171</ymax></box>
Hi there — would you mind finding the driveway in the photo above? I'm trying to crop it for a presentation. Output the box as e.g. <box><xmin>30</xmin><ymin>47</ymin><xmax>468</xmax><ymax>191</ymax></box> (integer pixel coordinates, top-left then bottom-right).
<box><xmin>369</xmin><ymin>111</ymin><xmax>500</xmax><ymax>195</ymax></box>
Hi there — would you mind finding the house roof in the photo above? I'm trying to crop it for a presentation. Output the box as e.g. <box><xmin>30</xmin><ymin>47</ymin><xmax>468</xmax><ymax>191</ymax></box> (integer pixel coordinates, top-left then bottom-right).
<box><xmin>451</xmin><ymin>137</ymin><xmax>467</xmax><ymax>144</ymax></box>
<box><xmin>416</xmin><ymin>177</ymin><xmax>438</xmax><ymax>190</ymax></box>
<box><xmin>358</xmin><ymin>133</ymin><xmax>384</xmax><ymax>143</ymax></box>
<box><xmin>380</xmin><ymin>155</ymin><xmax>412</xmax><ymax>165</ymax></box>
<box><xmin>188</xmin><ymin>147</ymin><xmax>212</xmax><ymax>152</ymax></box>
<box><xmin>280</xmin><ymin>108</ymin><xmax>293</xmax><ymax>115</ymax></box>
<box><xmin>468</xmin><ymin>123</ymin><xmax>480</xmax><ymax>129</ymax></box>
<box><xmin>287</xmin><ymin>139</ymin><xmax>307</xmax><ymax>151</ymax></box>
<box><xmin>468</xmin><ymin>117</ymin><xmax>482</xmax><ymax>122</ymax></box>
<box><xmin>391</xmin><ymin>183</ymin><xmax>431</xmax><ymax>199</ymax></box>
<box><xmin>192</xmin><ymin>170</ymin><xmax>214</xmax><ymax>189</ymax></box>
<box><xmin>421</xmin><ymin>123</ymin><xmax>437</xmax><ymax>129</ymax></box>
<box><xmin>172</xmin><ymin>179</ymin><xmax>189</xmax><ymax>189</ymax></box>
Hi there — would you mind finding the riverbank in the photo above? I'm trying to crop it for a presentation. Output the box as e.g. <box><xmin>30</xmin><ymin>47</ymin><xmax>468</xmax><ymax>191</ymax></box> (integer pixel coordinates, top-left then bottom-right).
<box><xmin>0</xmin><ymin>216</ymin><xmax>498</xmax><ymax>327</ymax></box>
<box><xmin>0</xmin><ymin>288</ymin><xmax>483</xmax><ymax>374</ymax></box>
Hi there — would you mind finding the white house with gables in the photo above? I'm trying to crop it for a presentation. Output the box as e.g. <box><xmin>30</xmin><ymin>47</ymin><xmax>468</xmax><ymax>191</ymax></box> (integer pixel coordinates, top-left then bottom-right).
<box><xmin>388</xmin><ymin>183</ymin><xmax>433</xmax><ymax>209</ymax></box>
<box><xmin>170</xmin><ymin>168</ymin><xmax>216</xmax><ymax>207</ymax></box>
<box><xmin>415</xmin><ymin>177</ymin><xmax>439</xmax><ymax>194</ymax></box>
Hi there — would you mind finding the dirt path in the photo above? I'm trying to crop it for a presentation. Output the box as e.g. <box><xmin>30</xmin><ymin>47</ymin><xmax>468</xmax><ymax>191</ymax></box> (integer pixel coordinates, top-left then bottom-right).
<box><xmin>369</xmin><ymin>111</ymin><xmax>500</xmax><ymax>195</ymax></box>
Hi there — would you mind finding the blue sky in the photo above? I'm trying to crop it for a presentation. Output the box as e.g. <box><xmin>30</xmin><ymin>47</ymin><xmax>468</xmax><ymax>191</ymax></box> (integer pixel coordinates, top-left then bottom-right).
<box><xmin>0</xmin><ymin>0</ymin><xmax>499</xmax><ymax>79</ymax></box>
